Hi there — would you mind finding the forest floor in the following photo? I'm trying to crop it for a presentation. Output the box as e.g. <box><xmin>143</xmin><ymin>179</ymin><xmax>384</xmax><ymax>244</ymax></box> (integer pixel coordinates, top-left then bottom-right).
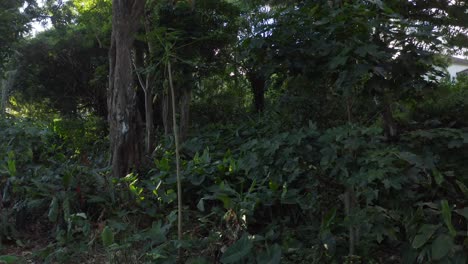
<box><xmin>1</xmin><ymin>235</ymin><xmax>107</xmax><ymax>264</ymax></box>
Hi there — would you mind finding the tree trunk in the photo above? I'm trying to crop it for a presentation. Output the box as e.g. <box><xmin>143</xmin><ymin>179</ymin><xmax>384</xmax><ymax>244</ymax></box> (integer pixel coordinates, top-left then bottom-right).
<box><xmin>168</xmin><ymin>60</ymin><xmax>184</xmax><ymax>254</ymax></box>
<box><xmin>161</xmin><ymin>80</ymin><xmax>191</xmax><ymax>141</ymax></box>
<box><xmin>162</xmin><ymin>86</ymin><xmax>174</xmax><ymax>136</ymax></box>
<box><xmin>108</xmin><ymin>0</ymin><xmax>145</xmax><ymax>178</ymax></box>
<box><xmin>1</xmin><ymin>70</ymin><xmax>18</xmax><ymax>117</ymax></box>
<box><xmin>144</xmin><ymin>17</ymin><xmax>157</xmax><ymax>154</ymax></box>
<box><xmin>179</xmin><ymin>87</ymin><xmax>191</xmax><ymax>141</ymax></box>
<box><xmin>382</xmin><ymin>95</ymin><xmax>398</xmax><ymax>141</ymax></box>
<box><xmin>247</xmin><ymin>71</ymin><xmax>265</xmax><ymax>113</ymax></box>
<box><xmin>1</xmin><ymin>76</ymin><xmax>8</xmax><ymax>116</ymax></box>
<box><xmin>134</xmin><ymin>43</ymin><xmax>155</xmax><ymax>155</ymax></box>
<box><xmin>144</xmin><ymin>85</ymin><xmax>154</xmax><ymax>153</ymax></box>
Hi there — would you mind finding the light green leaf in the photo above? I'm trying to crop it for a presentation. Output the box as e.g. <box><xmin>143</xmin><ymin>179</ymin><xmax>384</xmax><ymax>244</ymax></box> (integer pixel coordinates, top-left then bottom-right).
<box><xmin>74</xmin><ymin>213</ymin><xmax>87</xmax><ymax>219</ymax></box>
<box><xmin>218</xmin><ymin>195</ymin><xmax>232</xmax><ymax>209</ymax></box>
<box><xmin>101</xmin><ymin>226</ymin><xmax>114</xmax><ymax>247</ymax></box>
<box><xmin>220</xmin><ymin>233</ymin><xmax>253</xmax><ymax>263</ymax></box>
<box><xmin>197</xmin><ymin>198</ymin><xmax>205</xmax><ymax>212</ymax></box>
<box><xmin>48</xmin><ymin>197</ymin><xmax>59</xmax><ymax>222</ymax></box>
<box><xmin>412</xmin><ymin>224</ymin><xmax>438</xmax><ymax>249</ymax></box>
<box><xmin>440</xmin><ymin>200</ymin><xmax>456</xmax><ymax>237</ymax></box>
<box><xmin>157</xmin><ymin>157</ymin><xmax>170</xmax><ymax>171</ymax></box>
<box><xmin>431</xmin><ymin>234</ymin><xmax>453</xmax><ymax>260</ymax></box>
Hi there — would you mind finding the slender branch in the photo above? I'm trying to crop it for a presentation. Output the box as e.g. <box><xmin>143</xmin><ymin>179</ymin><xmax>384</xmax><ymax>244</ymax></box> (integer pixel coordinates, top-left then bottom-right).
<box><xmin>95</xmin><ymin>33</ymin><xmax>103</xmax><ymax>49</ymax></box>
<box><xmin>132</xmin><ymin>56</ymin><xmax>147</xmax><ymax>93</ymax></box>
<box><xmin>168</xmin><ymin>60</ymin><xmax>183</xmax><ymax>247</ymax></box>
<box><xmin>345</xmin><ymin>97</ymin><xmax>356</xmax><ymax>256</ymax></box>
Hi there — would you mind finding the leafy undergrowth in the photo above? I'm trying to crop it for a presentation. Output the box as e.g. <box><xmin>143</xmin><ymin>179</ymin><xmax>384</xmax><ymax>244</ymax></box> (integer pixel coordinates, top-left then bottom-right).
<box><xmin>1</xmin><ymin>114</ymin><xmax>467</xmax><ymax>263</ymax></box>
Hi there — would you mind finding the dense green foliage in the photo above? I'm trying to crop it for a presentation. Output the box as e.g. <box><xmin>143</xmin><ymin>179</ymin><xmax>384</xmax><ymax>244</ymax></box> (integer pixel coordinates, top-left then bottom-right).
<box><xmin>1</xmin><ymin>0</ymin><xmax>467</xmax><ymax>263</ymax></box>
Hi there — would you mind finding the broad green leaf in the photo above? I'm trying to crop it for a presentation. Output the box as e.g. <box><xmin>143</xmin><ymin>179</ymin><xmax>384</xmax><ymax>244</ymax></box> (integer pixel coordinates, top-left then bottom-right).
<box><xmin>452</xmin><ymin>252</ymin><xmax>467</xmax><ymax>264</ymax></box>
<box><xmin>454</xmin><ymin>207</ymin><xmax>468</xmax><ymax>219</ymax></box>
<box><xmin>62</xmin><ymin>172</ymin><xmax>73</xmax><ymax>189</ymax></box>
<box><xmin>197</xmin><ymin>198</ymin><xmax>205</xmax><ymax>212</ymax></box>
<box><xmin>412</xmin><ymin>224</ymin><xmax>438</xmax><ymax>249</ymax></box>
<box><xmin>6</xmin><ymin>151</ymin><xmax>16</xmax><ymax>177</ymax></box>
<box><xmin>256</xmin><ymin>244</ymin><xmax>281</xmax><ymax>264</ymax></box>
<box><xmin>455</xmin><ymin>180</ymin><xmax>468</xmax><ymax>197</ymax></box>
<box><xmin>186</xmin><ymin>257</ymin><xmax>210</xmax><ymax>264</ymax></box>
<box><xmin>101</xmin><ymin>226</ymin><xmax>114</xmax><ymax>247</ymax></box>
<box><xmin>63</xmin><ymin>198</ymin><xmax>70</xmax><ymax>222</ymax></box>
<box><xmin>74</xmin><ymin>212</ymin><xmax>87</xmax><ymax>219</ymax></box>
<box><xmin>157</xmin><ymin>157</ymin><xmax>170</xmax><ymax>171</ymax></box>
<box><xmin>402</xmin><ymin>245</ymin><xmax>418</xmax><ymax>264</ymax></box>
<box><xmin>432</xmin><ymin>169</ymin><xmax>443</xmax><ymax>185</ymax></box>
<box><xmin>321</xmin><ymin>230</ymin><xmax>336</xmax><ymax>254</ymax></box>
<box><xmin>269</xmin><ymin>181</ymin><xmax>279</xmax><ymax>191</ymax></box>
<box><xmin>218</xmin><ymin>195</ymin><xmax>232</xmax><ymax>209</ymax></box>
<box><xmin>167</xmin><ymin>210</ymin><xmax>178</xmax><ymax>224</ymax></box>
<box><xmin>329</xmin><ymin>56</ymin><xmax>347</xmax><ymax>69</ymax></box>
<box><xmin>238</xmin><ymin>152</ymin><xmax>258</xmax><ymax>173</ymax></box>
<box><xmin>220</xmin><ymin>234</ymin><xmax>253</xmax><ymax>263</ymax></box>
<box><xmin>321</xmin><ymin>208</ymin><xmax>337</xmax><ymax>230</ymax></box>
<box><xmin>447</xmin><ymin>139</ymin><xmax>462</xmax><ymax>148</ymax></box>
<box><xmin>48</xmin><ymin>197</ymin><xmax>59</xmax><ymax>222</ymax></box>
<box><xmin>201</xmin><ymin>148</ymin><xmax>211</xmax><ymax>163</ymax></box>
<box><xmin>107</xmin><ymin>220</ymin><xmax>128</xmax><ymax>231</ymax></box>
<box><xmin>1</xmin><ymin>181</ymin><xmax>10</xmax><ymax>203</ymax></box>
<box><xmin>0</xmin><ymin>255</ymin><xmax>19</xmax><ymax>264</ymax></box>
<box><xmin>399</xmin><ymin>152</ymin><xmax>424</xmax><ymax>168</ymax></box>
<box><xmin>190</xmin><ymin>174</ymin><xmax>206</xmax><ymax>186</ymax></box>
<box><xmin>146</xmin><ymin>220</ymin><xmax>168</xmax><ymax>244</ymax></box>
<box><xmin>431</xmin><ymin>234</ymin><xmax>453</xmax><ymax>260</ymax></box>
<box><xmin>440</xmin><ymin>200</ymin><xmax>456</xmax><ymax>237</ymax></box>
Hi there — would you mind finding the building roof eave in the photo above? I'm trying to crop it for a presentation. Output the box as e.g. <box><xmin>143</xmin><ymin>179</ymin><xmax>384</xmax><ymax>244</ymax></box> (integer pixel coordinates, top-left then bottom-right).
<box><xmin>451</xmin><ymin>56</ymin><xmax>468</xmax><ymax>66</ymax></box>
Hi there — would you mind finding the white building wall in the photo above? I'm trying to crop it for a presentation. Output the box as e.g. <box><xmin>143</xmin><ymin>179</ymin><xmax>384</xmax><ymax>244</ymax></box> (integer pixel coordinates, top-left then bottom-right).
<box><xmin>447</xmin><ymin>63</ymin><xmax>468</xmax><ymax>80</ymax></box>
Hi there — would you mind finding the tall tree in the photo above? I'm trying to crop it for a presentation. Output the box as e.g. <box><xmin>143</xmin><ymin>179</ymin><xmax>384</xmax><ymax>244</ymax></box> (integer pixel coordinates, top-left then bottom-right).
<box><xmin>237</xmin><ymin>4</ymin><xmax>274</xmax><ymax>113</ymax></box>
<box><xmin>0</xmin><ymin>0</ymin><xmax>34</xmax><ymax>68</ymax></box>
<box><xmin>108</xmin><ymin>0</ymin><xmax>146</xmax><ymax>178</ymax></box>
<box><xmin>0</xmin><ymin>0</ymin><xmax>36</xmax><ymax>116</ymax></box>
